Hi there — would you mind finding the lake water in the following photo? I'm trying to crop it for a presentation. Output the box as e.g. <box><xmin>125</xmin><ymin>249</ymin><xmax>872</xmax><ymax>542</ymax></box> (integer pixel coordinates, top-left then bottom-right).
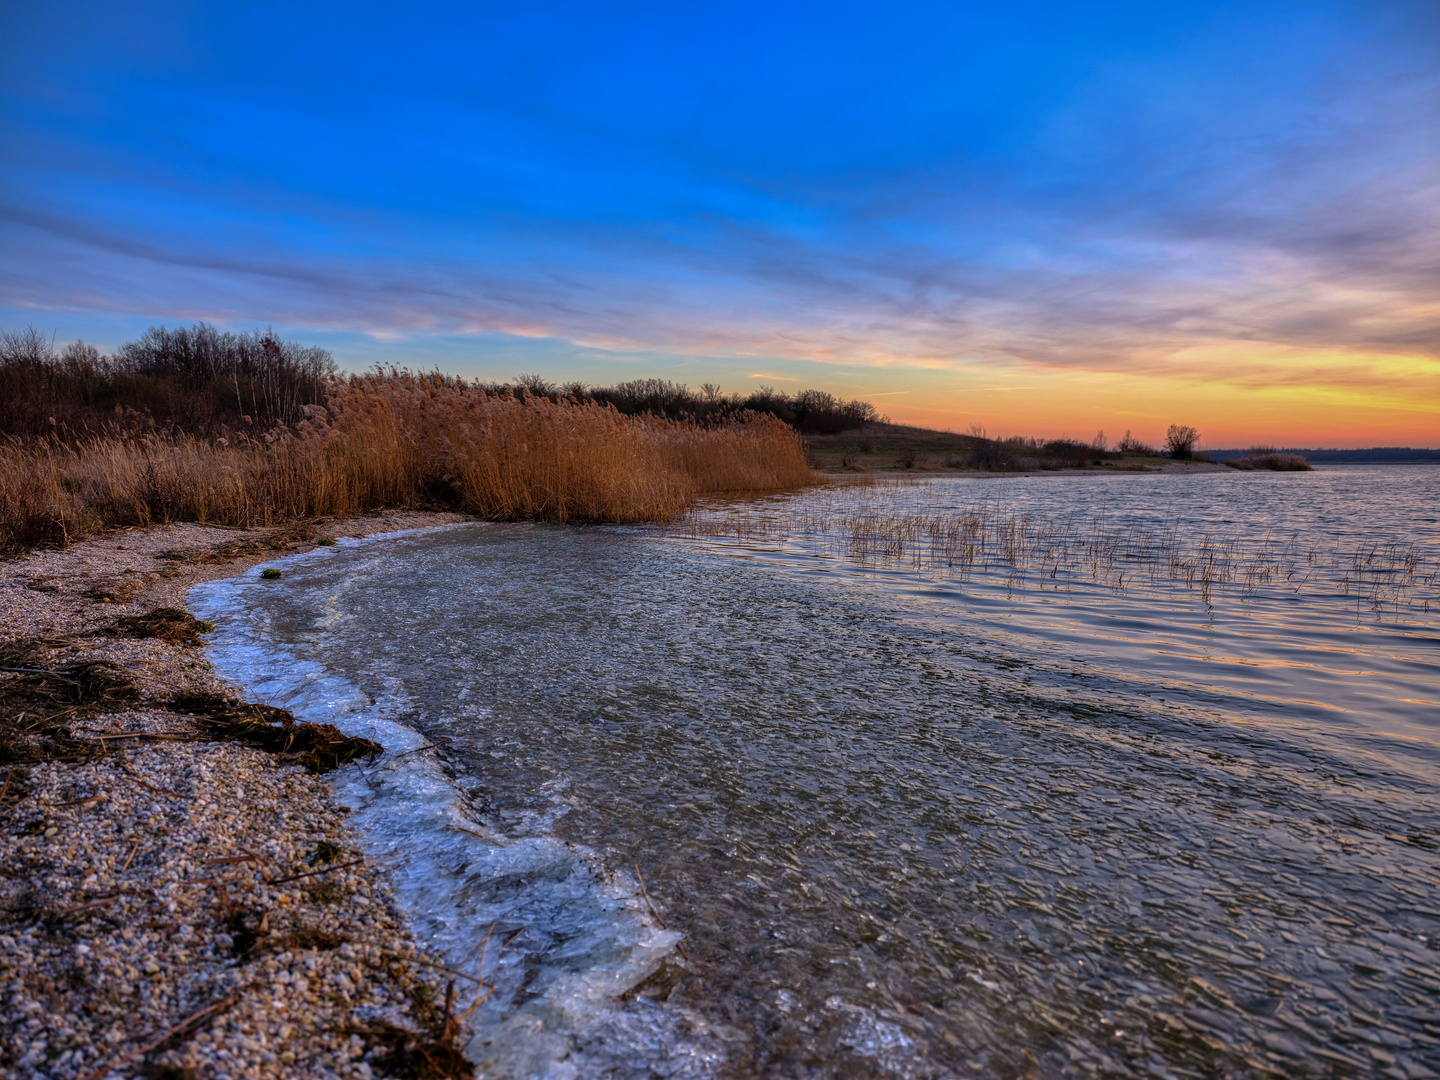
<box><xmin>193</xmin><ymin>465</ymin><xmax>1440</xmax><ymax>1079</ymax></box>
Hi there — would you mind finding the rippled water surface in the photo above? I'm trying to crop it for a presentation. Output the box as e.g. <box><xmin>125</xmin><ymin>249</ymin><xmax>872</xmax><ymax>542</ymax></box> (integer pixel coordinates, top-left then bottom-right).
<box><xmin>198</xmin><ymin>466</ymin><xmax>1440</xmax><ymax>1078</ymax></box>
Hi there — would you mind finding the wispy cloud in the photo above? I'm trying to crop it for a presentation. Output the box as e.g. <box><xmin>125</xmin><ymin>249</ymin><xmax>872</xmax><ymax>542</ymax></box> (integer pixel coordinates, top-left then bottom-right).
<box><xmin>0</xmin><ymin>0</ymin><xmax>1435</xmax><ymax>424</ymax></box>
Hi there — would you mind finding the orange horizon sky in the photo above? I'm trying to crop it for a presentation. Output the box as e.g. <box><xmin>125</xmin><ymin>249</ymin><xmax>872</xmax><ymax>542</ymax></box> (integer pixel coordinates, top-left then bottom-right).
<box><xmin>790</xmin><ymin>346</ymin><xmax>1440</xmax><ymax>448</ymax></box>
<box><xmin>3</xmin><ymin>2</ymin><xmax>1436</xmax><ymax>450</ymax></box>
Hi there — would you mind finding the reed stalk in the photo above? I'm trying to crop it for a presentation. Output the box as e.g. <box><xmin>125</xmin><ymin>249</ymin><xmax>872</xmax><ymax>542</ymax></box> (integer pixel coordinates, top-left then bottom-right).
<box><xmin>1</xmin><ymin>372</ymin><xmax>815</xmax><ymax>555</ymax></box>
<box><xmin>670</xmin><ymin>483</ymin><xmax>1437</xmax><ymax>617</ymax></box>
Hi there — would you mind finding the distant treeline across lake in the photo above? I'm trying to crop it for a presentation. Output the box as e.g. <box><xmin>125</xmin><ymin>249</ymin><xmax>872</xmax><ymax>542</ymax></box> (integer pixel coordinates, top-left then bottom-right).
<box><xmin>1206</xmin><ymin>447</ymin><xmax>1440</xmax><ymax>463</ymax></box>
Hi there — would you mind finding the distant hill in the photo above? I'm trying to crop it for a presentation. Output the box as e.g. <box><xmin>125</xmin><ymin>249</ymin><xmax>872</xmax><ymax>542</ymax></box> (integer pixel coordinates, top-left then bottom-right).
<box><xmin>1206</xmin><ymin>447</ymin><xmax>1440</xmax><ymax>463</ymax></box>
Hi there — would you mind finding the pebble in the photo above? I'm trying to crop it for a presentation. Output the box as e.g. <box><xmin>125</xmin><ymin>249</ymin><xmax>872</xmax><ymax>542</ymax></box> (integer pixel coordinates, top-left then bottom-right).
<box><xmin>1</xmin><ymin>514</ymin><xmax>473</xmax><ymax>1079</ymax></box>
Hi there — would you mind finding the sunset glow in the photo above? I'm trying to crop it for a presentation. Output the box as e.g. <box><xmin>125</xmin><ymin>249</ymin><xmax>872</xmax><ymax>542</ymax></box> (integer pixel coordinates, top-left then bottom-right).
<box><xmin>2</xmin><ymin>1</ymin><xmax>1436</xmax><ymax>447</ymax></box>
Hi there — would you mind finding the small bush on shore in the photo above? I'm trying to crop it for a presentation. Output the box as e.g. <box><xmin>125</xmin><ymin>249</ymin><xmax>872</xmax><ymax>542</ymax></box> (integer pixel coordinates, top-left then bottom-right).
<box><xmin>965</xmin><ymin>440</ymin><xmax>1032</xmax><ymax>471</ymax></box>
<box><xmin>1040</xmin><ymin>439</ymin><xmax>1093</xmax><ymax>468</ymax></box>
<box><xmin>1117</xmin><ymin>430</ymin><xmax>1158</xmax><ymax>457</ymax></box>
<box><xmin>1225</xmin><ymin>449</ymin><xmax>1313</xmax><ymax>471</ymax></box>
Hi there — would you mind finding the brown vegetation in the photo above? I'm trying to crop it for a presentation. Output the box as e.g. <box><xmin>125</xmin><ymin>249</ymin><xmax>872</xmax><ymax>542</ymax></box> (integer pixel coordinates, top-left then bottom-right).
<box><xmin>1165</xmin><ymin>424</ymin><xmax>1200</xmax><ymax>460</ymax></box>
<box><xmin>1225</xmin><ymin>448</ymin><xmax>1313</xmax><ymax>471</ymax></box>
<box><xmin>1</xmin><ymin>324</ymin><xmax>335</xmax><ymax>437</ymax></box>
<box><xmin>0</xmin><ymin>640</ymin><xmax>139</xmax><ymax>764</ymax></box>
<box><xmin>673</xmin><ymin>483</ymin><xmax>1436</xmax><ymax>615</ymax></box>
<box><xmin>103</xmin><ymin>607</ymin><xmax>216</xmax><ymax>645</ymax></box>
<box><xmin>2</xmin><ymin>322</ymin><xmax>880</xmax><ymax>440</ymax></box>
<box><xmin>169</xmin><ymin>693</ymin><xmax>383</xmax><ymax>772</ymax></box>
<box><xmin>1</xmin><ymin>371</ymin><xmax>814</xmax><ymax>556</ymax></box>
<box><xmin>0</xmin><ymin>635</ymin><xmax>382</xmax><ymax>770</ymax></box>
<box><xmin>802</xmin><ymin>423</ymin><xmax>1214</xmax><ymax>473</ymax></box>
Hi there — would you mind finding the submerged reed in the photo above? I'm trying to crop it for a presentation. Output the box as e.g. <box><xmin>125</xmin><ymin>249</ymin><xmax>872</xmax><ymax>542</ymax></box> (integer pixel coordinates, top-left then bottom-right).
<box><xmin>1</xmin><ymin>372</ymin><xmax>815</xmax><ymax>555</ymax></box>
<box><xmin>669</xmin><ymin>480</ymin><xmax>1437</xmax><ymax>618</ymax></box>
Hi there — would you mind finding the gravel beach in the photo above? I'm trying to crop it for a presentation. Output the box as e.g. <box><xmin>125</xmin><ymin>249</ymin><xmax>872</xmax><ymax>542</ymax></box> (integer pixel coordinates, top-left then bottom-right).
<box><xmin>1</xmin><ymin>513</ymin><xmax>478</xmax><ymax>1080</ymax></box>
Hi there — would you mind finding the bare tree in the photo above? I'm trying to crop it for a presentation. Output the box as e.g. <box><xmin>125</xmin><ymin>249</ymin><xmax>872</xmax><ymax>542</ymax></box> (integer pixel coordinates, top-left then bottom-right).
<box><xmin>0</xmin><ymin>325</ymin><xmax>54</xmax><ymax>367</ymax></box>
<box><xmin>1166</xmin><ymin>424</ymin><xmax>1200</xmax><ymax>459</ymax></box>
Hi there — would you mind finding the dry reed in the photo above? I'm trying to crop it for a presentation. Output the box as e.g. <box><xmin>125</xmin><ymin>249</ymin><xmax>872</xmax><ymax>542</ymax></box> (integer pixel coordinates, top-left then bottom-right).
<box><xmin>1224</xmin><ymin>450</ymin><xmax>1313</xmax><ymax>471</ymax></box>
<box><xmin>1</xmin><ymin>372</ymin><xmax>815</xmax><ymax>555</ymax></box>
<box><xmin>670</xmin><ymin>480</ymin><xmax>1437</xmax><ymax>618</ymax></box>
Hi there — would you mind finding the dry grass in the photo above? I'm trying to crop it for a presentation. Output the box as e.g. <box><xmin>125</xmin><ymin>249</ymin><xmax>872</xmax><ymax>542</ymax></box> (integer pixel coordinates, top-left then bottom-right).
<box><xmin>670</xmin><ymin>480</ymin><xmax>1437</xmax><ymax>616</ymax></box>
<box><xmin>1225</xmin><ymin>449</ymin><xmax>1313</xmax><ymax>471</ymax></box>
<box><xmin>1</xmin><ymin>372</ymin><xmax>814</xmax><ymax>555</ymax></box>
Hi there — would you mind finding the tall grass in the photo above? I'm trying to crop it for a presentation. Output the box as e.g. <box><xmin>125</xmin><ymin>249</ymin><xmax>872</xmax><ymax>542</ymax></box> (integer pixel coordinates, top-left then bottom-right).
<box><xmin>669</xmin><ymin>480</ymin><xmax>1437</xmax><ymax>617</ymax></box>
<box><xmin>1224</xmin><ymin>448</ymin><xmax>1313</xmax><ymax>471</ymax></box>
<box><xmin>1</xmin><ymin>372</ymin><xmax>814</xmax><ymax>556</ymax></box>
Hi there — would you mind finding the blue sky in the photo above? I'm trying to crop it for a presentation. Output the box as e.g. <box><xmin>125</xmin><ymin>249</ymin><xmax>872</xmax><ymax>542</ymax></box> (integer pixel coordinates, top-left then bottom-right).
<box><xmin>2</xmin><ymin>1</ymin><xmax>1436</xmax><ymax>443</ymax></box>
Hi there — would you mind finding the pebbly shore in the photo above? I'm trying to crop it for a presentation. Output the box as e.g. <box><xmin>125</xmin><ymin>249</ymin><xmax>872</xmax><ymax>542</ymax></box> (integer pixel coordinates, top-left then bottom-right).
<box><xmin>1</xmin><ymin>513</ymin><xmax>478</xmax><ymax>1080</ymax></box>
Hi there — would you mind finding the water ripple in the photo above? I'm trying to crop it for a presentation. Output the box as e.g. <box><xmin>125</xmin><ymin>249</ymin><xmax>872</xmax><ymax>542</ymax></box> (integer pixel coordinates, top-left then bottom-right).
<box><xmin>199</xmin><ymin>466</ymin><xmax>1440</xmax><ymax>1078</ymax></box>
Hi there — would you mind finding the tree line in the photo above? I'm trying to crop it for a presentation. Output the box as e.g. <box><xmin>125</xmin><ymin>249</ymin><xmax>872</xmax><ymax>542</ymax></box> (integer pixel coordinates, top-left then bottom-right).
<box><xmin>1</xmin><ymin>323</ymin><xmax>881</xmax><ymax>440</ymax></box>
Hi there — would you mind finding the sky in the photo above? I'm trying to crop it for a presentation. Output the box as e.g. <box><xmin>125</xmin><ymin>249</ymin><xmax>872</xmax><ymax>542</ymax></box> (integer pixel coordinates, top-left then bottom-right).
<box><xmin>1</xmin><ymin>1</ymin><xmax>1436</xmax><ymax>447</ymax></box>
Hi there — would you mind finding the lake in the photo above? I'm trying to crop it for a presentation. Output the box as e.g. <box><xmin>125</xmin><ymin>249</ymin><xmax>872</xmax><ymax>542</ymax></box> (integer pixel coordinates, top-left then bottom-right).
<box><xmin>193</xmin><ymin>464</ymin><xmax>1440</xmax><ymax>1078</ymax></box>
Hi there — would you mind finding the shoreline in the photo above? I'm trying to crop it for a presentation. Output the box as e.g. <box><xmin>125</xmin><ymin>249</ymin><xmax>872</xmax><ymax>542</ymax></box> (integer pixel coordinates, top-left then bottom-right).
<box><xmin>1</xmin><ymin>511</ymin><xmax>478</xmax><ymax>1080</ymax></box>
<box><xmin>812</xmin><ymin>460</ymin><xmax>1230</xmax><ymax>476</ymax></box>
<box><xmin>2</xmin><ymin>464</ymin><xmax>1398</xmax><ymax>1078</ymax></box>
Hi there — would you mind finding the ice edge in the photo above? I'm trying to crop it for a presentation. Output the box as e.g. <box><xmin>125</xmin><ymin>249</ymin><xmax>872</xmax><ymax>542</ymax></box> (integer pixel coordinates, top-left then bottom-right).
<box><xmin>189</xmin><ymin>525</ymin><xmax>686</xmax><ymax>1077</ymax></box>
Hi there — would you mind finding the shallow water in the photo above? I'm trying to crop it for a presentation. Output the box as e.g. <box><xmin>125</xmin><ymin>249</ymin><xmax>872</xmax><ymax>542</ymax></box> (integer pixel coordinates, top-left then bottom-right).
<box><xmin>196</xmin><ymin>465</ymin><xmax>1440</xmax><ymax>1078</ymax></box>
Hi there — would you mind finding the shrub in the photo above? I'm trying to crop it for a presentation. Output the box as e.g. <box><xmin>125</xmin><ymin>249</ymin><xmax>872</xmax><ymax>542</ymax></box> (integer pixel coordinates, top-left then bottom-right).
<box><xmin>1165</xmin><ymin>424</ymin><xmax>1200</xmax><ymax>460</ymax></box>
<box><xmin>1</xmin><ymin>322</ymin><xmax>334</xmax><ymax>438</ymax></box>
<box><xmin>585</xmin><ymin>378</ymin><xmax>882</xmax><ymax>434</ymax></box>
<box><xmin>1117</xmin><ymin>430</ymin><xmax>1157</xmax><ymax>456</ymax></box>
<box><xmin>1041</xmin><ymin>439</ymin><xmax>1091</xmax><ymax>467</ymax></box>
<box><xmin>1225</xmin><ymin>450</ymin><xmax>1313</xmax><ymax>472</ymax></box>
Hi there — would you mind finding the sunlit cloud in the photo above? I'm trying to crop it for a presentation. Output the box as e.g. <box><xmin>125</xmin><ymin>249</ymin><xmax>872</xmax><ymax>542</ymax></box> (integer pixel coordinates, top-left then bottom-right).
<box><xmin>1</xmin><ymin>1</ymin><xmax>1435</xmax><ymax>445</ymax></box>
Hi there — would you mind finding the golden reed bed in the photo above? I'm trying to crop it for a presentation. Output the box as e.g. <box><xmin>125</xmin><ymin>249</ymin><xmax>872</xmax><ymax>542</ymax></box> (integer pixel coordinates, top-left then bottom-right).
<box><xmin>1</xmin><ymin>372</ymin><xmax>815</xmax><ymax>555</ymax></box>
